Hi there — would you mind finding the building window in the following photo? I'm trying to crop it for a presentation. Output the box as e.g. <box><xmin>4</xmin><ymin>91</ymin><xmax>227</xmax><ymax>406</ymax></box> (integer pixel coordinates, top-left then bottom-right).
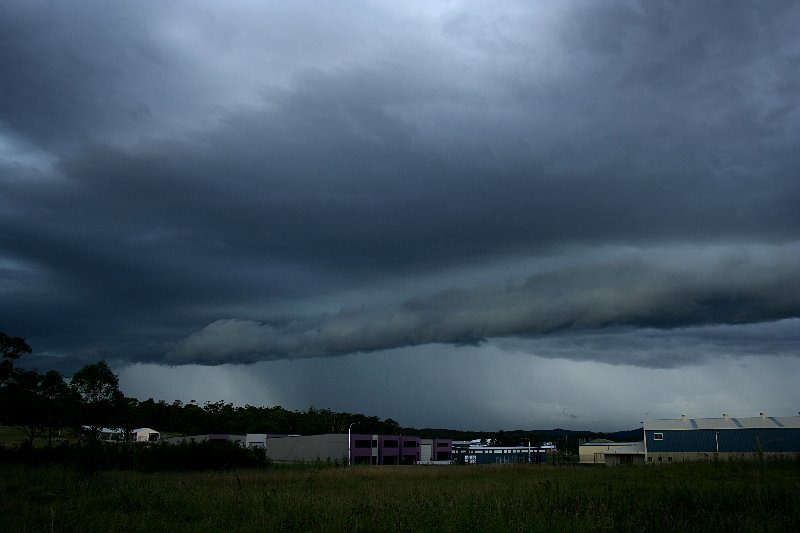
<box><xmin>668</xmin><ymin>457</ymin><xmax>672</xmax><ymax>462</ymax></box>
<box><xmin>354</xmin><ymin>439</ymin><xmax>372</xmax><ymax>449</ymax></box>
<box><xmin>658</xmin><ymin>456</ymin><xmax>662</xmax><ymax>462</ymax></box>
<box><xmin>654</xmin><ymin>432</ymin><xmax>664</xmax><ymax>441</ymax></box>
<box><xmin>383</xmin><ymin>440</ymin><xmax>398</xmax><ymax>448</ymax></box>
<box><xmin>648</xmin><ymin>457</ymin><xmax>653</xmax><ymax>462</ymax></box>
<box><xmin>403</xmin><ymin>440</ymin><xmax>418</xmax><ymax>448</ymax></box>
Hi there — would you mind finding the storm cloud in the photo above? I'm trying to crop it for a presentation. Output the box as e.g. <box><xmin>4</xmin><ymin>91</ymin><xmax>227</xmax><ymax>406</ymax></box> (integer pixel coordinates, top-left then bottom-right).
<box><xmin>170</xmin><ymin>245</ymin><xmax>800</xmax><ymax>364</ymax></box>
<box><xmin>1</xmin><ymin>1</ymin><xmax>798</xmax><ymax>428</ymax></box>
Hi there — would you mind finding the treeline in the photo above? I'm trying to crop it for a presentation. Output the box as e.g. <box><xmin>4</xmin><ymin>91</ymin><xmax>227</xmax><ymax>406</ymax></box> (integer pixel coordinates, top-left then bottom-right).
<box><xmin>2</xmin><ymin>331</ymin><xmax>619</xmax><ymax>458</ymax></box>
<box><xmin>129</xmin><ymin>400</ymin><xmax>402</xmax><ymax>437</ymax></box>
<box><xmin>0</xmin><ymin>331</ymin><xmax>400</xmax><ymax>446</ymax></box>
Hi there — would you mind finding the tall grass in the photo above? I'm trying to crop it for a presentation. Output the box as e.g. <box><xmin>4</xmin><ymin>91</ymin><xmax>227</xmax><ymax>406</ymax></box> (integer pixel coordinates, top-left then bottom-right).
<box><xmin>2</xmin><ymin>461</ymin><xmax>798</xmax><ymax>532</ymax></box>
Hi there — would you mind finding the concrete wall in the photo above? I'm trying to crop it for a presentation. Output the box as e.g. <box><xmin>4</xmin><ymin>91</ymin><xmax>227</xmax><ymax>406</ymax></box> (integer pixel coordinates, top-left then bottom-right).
<box><xmin>604</xmin><ymin>454</ymin><xmax>645</xmax><ymax>466</ymax></box>
<box><xmin>265</xmin><ymin>434</ymin><xmax>349</xmax><ymax>463</ymax></box>
<box><xmin>579</xmin><ymin>443</ymin><xmax>638</xmax><ymax>464</ymax></box>
<box><xmin>645</xmin><ymin>451</ymin><xmax>800</xmax><ymax>464</ymax></box>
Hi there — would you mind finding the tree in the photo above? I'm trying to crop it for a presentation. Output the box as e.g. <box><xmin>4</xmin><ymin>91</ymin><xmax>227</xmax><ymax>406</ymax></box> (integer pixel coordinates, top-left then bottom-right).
<box><xmin>0</xmin><ymin>368</ymin><xmax>48</xmax><ymax>444</ymax></box>
<box><xmin>1</xmin><ymin>331</ymin><xmax>32</xmax><ymax>385</ymax></box>
<box><xmin>39</xmin><ymin>370</ymin><xmax>75</xmax><ymax>445</ymax></box>
<box><xmin>0</xmin><ymin>366</ymin><xmax>73</xmax><ymax>446</ymax></box>
<box><xmin>70</xmin><ymin>360</ymin><xmax>125</xmax><ymax>441</ymax></box>
<box><xmin>0</xmin><ymin>332</ymin><xmax>48</xmax><ymax>445</ymax></box>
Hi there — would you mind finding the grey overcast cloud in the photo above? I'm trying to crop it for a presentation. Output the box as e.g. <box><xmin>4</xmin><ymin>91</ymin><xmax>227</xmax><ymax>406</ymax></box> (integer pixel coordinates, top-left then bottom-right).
<box><xmin>1</xmin><ymin>1</ymin><xmax>799</xmax><ymax>431</ymax></box>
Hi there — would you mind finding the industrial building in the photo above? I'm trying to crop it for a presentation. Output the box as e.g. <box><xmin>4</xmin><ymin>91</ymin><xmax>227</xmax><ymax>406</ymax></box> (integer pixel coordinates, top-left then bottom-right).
<box><xmin>601</xmin><ymin>441</ymin><xmax>646</xmax><ymax>466</ymax></box>
<box><xmin>239</xmin><ymin>433</ymin><xmax>453</xmax><ymax>465</ymax></box>
<box><xmin>89</xmin><ymin>427</ymin><xmax>161</xmax><ymax>443</ymax></box>
<box><xmin>253</xmin><ymin>433</ymin><xmax>350</xmax><ymax>463</ymax></box>
<box><xmin>420</xmin><ymin>438</ymin><xmax>453</xmax><ymax>464</ymax></box>
<box><xmin>603</xmin><ymin>413</ymin><xmax>800</xmax><ymax>466</ymax></box>
<box><xmin>451</xmin><ymin>440</ymin><xmax>555</xmax><ymax>464</ymax></box>
<box><xmin>643</xmin><ymin>413</ymin><xmax>800</xmax><ymax>463</ymax></box>
<box><xmin>132</xmin><ymin>427</ymin><xmax>161</xmax><ymax>443</ymax></box>
<box><xmin>578</xmin><ymin>439</ymin><xmax>642</xmax><ymax>464</ymax></box>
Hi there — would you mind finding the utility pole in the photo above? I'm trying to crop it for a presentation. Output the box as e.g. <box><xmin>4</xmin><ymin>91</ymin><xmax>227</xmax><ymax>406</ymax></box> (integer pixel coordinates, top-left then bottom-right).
<box><xmin>348</xmin><ymin>422</ymin><xmax>355</xmax><ymax>466</ymax></box>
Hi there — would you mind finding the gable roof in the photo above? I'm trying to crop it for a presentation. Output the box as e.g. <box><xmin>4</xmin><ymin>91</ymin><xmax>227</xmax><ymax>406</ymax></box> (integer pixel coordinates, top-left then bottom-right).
<box><xmin>604</xmin><ymin>441</ymin><xmax>645</xmax><ymax>454</ymax></box>
<box><xmin>645</xmin><ymin>415</ymin><xmax>800</xmax><ymax>431</ymax></box>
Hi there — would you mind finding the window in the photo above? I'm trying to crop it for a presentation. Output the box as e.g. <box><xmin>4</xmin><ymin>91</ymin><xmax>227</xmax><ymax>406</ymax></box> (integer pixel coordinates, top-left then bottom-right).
<box><xmin>354</xmin><ymin>439</ymin><xmax>372</xmax><ymax>449</ymax></box>
<box><xmin>647</xmin><ymin>457</ymin><xmax>653</xmax><ymax>462</ymax></box>
<box><xmin>653</xmin><ymin>432</ymin><xmax>664</xmax><ymax>441</ymax></box>
<box><xmin>383</xmin><ymin>440</ymin><xmax>398</xmax><ymax>448</ymax></box>
<box><xmin>658</xmin><ymin>456</ymin><xmax>662</xmax><ymax>462</ymax></box>
<box><xmin>404</xmin><ymin>440</ymin><xmax>418</xmax><ymax>448</ymax></box>
<box><xmin>668</xmin><ymin>457</ymin><xmax>672</xmax><ymax>462</ymax></box>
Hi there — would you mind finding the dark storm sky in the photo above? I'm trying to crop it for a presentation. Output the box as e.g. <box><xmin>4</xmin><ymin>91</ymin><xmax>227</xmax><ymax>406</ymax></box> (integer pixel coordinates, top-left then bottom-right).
<box><xmin>1</xmin><ymin>1</ymin><xmax>798</xmax><ymax>430</ymax></box>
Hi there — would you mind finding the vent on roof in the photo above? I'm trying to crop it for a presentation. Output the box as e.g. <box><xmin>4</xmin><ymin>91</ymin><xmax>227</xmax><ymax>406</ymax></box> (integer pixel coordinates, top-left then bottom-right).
<box><xmin>722</xmin><ymin>413</ymin><xmax>728</xmax><ymax>419</ymax></box>
<box><xmin>760</xmin><ymin>412</ymin><xmax>767</xmax><ymax>418</ymax></box>
<box><xmin>681</xmin><ymin>414</ymin><xmax>688</xmax><ymax>421</ymax></box>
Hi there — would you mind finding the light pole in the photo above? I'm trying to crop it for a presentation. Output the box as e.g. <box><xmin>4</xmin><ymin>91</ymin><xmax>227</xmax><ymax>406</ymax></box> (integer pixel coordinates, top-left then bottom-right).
<box><xmin>348</xmin><ymin>422</ymin><xmax>355</xmax><ymax>466</ymax></box>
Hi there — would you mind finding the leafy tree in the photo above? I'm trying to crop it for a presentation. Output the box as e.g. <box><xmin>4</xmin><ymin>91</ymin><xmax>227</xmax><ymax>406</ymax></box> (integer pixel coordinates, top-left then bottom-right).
<box><xmin>0</xmin><ymin>368</ymin><xmax>48</xmax><ymax>444</ymax></box>
<box><xmin>0</xmin><ymin>366</ymin><xmax>73</xmax><ymax>446</ymax></box>
<box><xmin>70</xmin><ymin>360</ymin><xmax>125</xmax><ymax>441</ymax></box>
<box><xmin>39</xmin><ymin>370</ymin><xmax>75</xmax><ymax>445</ymax></box>
<box><xmin>0</xmin><ymin>332</ymin><xmax>58</xmax><ymax>446</ymax></box>
<box><xmin>1</xmin><ymin>331</ymin><xmax>32</xmax><ymax>385</ymax></box>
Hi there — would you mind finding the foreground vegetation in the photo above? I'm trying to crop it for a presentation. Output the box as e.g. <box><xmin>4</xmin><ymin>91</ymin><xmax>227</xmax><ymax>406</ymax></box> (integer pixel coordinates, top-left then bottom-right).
<box><xmin>2</xmin><ymin>460</ymin><xmax>798</xmax><ymax>532</ymax></box>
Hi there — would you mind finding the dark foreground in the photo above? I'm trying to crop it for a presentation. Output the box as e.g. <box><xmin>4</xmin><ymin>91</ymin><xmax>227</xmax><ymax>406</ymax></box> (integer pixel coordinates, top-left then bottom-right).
<box><xmin>2</xmin><ymin>460</ymin><xmax>799</xmax><ymax>532</ymax></box>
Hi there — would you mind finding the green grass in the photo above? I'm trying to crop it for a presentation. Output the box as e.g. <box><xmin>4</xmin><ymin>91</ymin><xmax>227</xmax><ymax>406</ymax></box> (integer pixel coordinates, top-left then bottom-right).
<box><xmin>0</xmin><ymin>425</ymin><xmax>76</xmax><ymax>447</ymax></box>
<box><xmin>0</xmin><ymin>425</ymin><xmax>28</xmax><ymax>446</ymax></box>
<box><xmin>1</xmin><ymin>461</ymin><xmax>799</xmax><ymax>532</ymax></box>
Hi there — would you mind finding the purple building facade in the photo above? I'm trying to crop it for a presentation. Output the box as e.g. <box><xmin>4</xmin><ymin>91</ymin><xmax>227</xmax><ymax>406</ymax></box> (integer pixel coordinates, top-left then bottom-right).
<box><xmin>350</xmin><ymin>434</ymin><xmax>449</xmax><ymax>465</ymax></box>
<box><xmin>431</xmin><ymin>438</ymin><xmax>453</xmax><ymax>461</ymax></box>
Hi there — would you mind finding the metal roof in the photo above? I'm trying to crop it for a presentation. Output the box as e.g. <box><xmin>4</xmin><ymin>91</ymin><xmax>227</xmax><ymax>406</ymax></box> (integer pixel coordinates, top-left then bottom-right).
<box><xmin>604</xmin><ymin>441</ymin><xmax>645</xmax><ymax>454</ymax></box>
<box><xmin>645</xmin><ymin>414</ymin><xmax>800</xmax><ymax>431</ymax></box>
<box><xmin>580</xmin><ymin>440</ymin><xmax>641</xmax><ymax>447</ymax></box>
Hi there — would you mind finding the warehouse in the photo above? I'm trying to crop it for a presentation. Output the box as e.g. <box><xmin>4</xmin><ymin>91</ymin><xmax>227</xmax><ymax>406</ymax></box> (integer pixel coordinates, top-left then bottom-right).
<box><xmin>578</xmin><ymin>439</ymin><xmax>642</xmax><ymax>464</ymax></box>
<box><xmin>602</xmin><ymin>441</ymin><xmax>646</xmax><ymax>466</ymax></box>
<box><xmin>420</xmin><ymin>438</ymin><xmax>453</xmax><ymax>463</ymax></box>
<box><xmin>350</xmin><ymin>434</ymin><xmax>424</xmax><ymax>465</ymax></box>
<box><xmin>643</xmin><ymin>413</ymin><xmax>800</xmax><ymax>463</ymax></box>
<box><xmin>132</xmin><ymin>427</ymin><xmax>161</xmax><ymax>443</ymax></box>
<box><xmin>451</xmin><ymin>441</ymin><xmax>555</xmax><ymax>464</ymax></box>
<box><xmin>260</xmin><ymin>433</ymin><xmax>350</xmax><ymax>463</ymax></box>
<box><xmin>239</xmin><ymin>433</ymin><xmax>452</xmax><ymax>465</ymax></box>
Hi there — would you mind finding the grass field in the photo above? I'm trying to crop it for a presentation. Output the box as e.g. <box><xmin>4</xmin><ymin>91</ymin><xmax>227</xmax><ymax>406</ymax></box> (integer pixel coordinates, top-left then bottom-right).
<box><xmin>0</xmin><ymin>425</ymin><xmax>28</xmax><ymax>446</ymax></box>
<box><xmin>1</xmin><ymin>460</ymin><xmax>798</xmax><ymax>532</ymax></box>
